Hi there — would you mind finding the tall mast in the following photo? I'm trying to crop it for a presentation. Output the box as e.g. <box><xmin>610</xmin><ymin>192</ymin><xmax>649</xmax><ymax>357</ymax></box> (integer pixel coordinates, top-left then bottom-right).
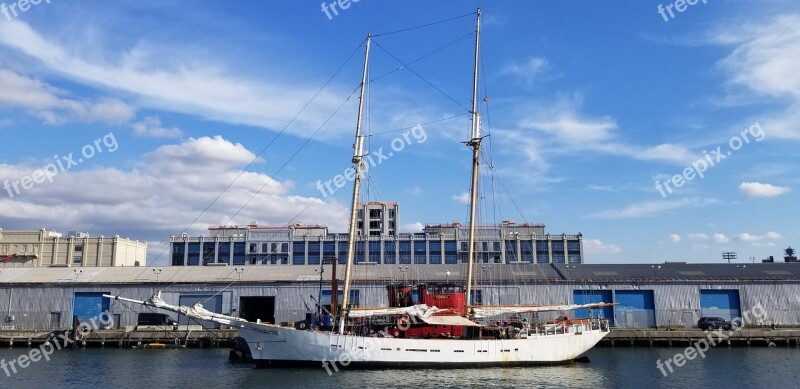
<box><xmin>340</xmin><ymin>34</ymin><xmax>371</xmax><ymax>333</ymax></box>
<box><xmin>464</xmin><ymin>8</ymin><xmax>482</xmax><ymax>316</ymax></box>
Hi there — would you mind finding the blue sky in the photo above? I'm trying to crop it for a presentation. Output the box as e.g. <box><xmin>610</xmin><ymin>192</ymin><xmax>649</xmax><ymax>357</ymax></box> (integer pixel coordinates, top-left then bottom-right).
<box><xmin>1</xmin><ymin>0</ymin><xmax>798</xmax><ymax>265</ymax></box>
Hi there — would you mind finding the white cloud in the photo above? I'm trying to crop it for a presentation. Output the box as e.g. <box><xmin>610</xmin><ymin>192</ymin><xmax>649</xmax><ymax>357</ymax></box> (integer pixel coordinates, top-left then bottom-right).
<box><xmin>591</xmin><ymin>197</ymin><xmax>716</xmax><ymax>218</ymax></box>
<box><xmin>406</xmin><ymin>186</ymin><xmax>422</xmax><ymax>196</ymax></box>
<box><xmin>736</xmin><ymin>231</ymin><xmax>782</xmax><ymax>243</ymax></box>
<box><xmin>131</xmin><ymin>116</ymin><xmax>182</xmax><ymax>138</ymax></box>
<box><xmin>0</xmin><ymin>136</ymin><xmax>348</xmax><ymax>264</ymax></box>
<box><xmin>519</xmin><ymin>101</ymin><xmax>617</xmax><ymax>144</ymax></box>
<box><xmin>669</xmin><ymin>234</ymin><xmax>682</xmax><ymax>243</ymax></box>
<box><xmin>0</xmin><ymin>69</ymin><xmax>136</xmax><ymax>125</ymax></box>
<box><xmin>688</xmin><ymin>233</ymin><xmax>709</xmax><ymax>240</ymax></box>
<box><xmin>738</xmin><ymin>182</ymin><xmax>791</xmax><ymax>198</ymax></box>
<box><xmin>715</xmin><ymin>14</ymin><xmax>800</xmax><ymax>139</ymax></box>
<box><xmin>713</xmin><ymin>233</ymin><xmax>730</xmax><ymax>243</ymax></box>
<box><xmin>716</xmin><ymin>15</ymin><xmax>800</xmax><ymax>101</ymax></box>
<box><xmin>0</xmin><ymin>20</ymin><xmax>353</xmax><ymax>138</ymax></box>
<box><xmin>514</xmin><ymin>97</ymin><xmax>694</xmax><ymax>166</ymax></box>
<box><xmin>589</xmin><ymin>184</ymin><xmax>614</xmax><ymax>192</ymax></box>
<box><xmin>502</xmin><ymin>57</ymin><xmax>551</xmax><ymax>85</ymax></box>
<box><xmin>453</xmin><ymin>192</ymin><xmax>470</xmax><ymax>205</ymax></box>
<box><xmin>401</xmin><ymin>222</ymin><xmax>424</xmax><ymax>233</ymax></box>
<box><xmin>583</xmin><ymin>239</ymin><xmax>622</xmax><ymax>255</ymax></box>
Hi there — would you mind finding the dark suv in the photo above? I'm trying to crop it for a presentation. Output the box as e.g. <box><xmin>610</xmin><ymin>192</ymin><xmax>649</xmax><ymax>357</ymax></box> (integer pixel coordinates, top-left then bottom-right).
<box><xmin>697</xmin><ymin>317</ymin><xmax>732</xmax><ymax>330</ymax></box>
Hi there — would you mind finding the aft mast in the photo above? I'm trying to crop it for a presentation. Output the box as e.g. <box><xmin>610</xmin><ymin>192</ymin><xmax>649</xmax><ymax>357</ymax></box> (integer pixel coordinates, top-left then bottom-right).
<box><xmin>464</xmin><ymin>8</ymin><xmax>482</xmax><ymax>316</ymax></box>
<box><xmin>340</xmin><ymin>34</ymin><xmax>372</xmax><ymax>334</ymax></box>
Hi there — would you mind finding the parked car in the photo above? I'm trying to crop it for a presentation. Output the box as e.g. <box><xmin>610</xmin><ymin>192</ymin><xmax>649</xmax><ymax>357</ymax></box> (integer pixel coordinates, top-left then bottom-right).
<box><xmin>697</xmin><ymin>317</ymin><xmax>732</xmax><ymax>330</ymax></box>
<box><xmin>136</xmin><ymin>313</ymin><xmax>178</xmax><ymax>330</ymax></box>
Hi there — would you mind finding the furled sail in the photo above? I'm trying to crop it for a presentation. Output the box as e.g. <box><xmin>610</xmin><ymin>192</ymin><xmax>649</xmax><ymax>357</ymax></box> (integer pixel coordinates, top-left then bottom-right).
<box><xmin>471</xmin><ymin>302</ymin><xmax>614</xmax><ymax>318</ymax></box>
<box><xmin>348</xmin><ymin>304</ymin><xmax>451</xmax><ymax>319</ymax></box>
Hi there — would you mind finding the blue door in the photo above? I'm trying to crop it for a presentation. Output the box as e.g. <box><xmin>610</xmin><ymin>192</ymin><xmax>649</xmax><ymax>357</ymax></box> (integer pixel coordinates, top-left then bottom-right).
<box><xmin>72</xmin><ymin>292</ymin><xmax>110</xmax><ymax>327</ymax></box>
<box><xmin>179</xmin><ymin>294</ymin><xmax>224</xmax><ymax>328</ymax></box>
<box><xmin>614</xmin><ymin>290</ymin><xmax>656</xmax><ymax>328</ymax></box>
<box><xmin>573</xmin><ymin>290</ymin><xmax>614</xmax><ymax>326</ymax></box>
<box><xmin>700</xmin><ymin>290</ymin><xmax>741</xmax><ymax>321</ymax></box>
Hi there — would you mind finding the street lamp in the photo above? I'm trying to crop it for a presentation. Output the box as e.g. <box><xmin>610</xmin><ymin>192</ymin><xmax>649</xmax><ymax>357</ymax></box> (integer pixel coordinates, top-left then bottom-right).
<box><xmin>566</xmin><ymin>265</ymin><xmax>576</xmax><ymax>280</ymax></box>
<box><xmin>398</xmin><ymin>266</ymin><xmax>408</xmax><ymax>284</ymax></box>
<box><xmin>737</xmin><ymin>265</ymin><xmax>746</xmax><ymax>279</ymax></box>
<box><xmin>651</xmin><ymin>265</ymin><xmax>661</xmax><ymax>279</ymax></box>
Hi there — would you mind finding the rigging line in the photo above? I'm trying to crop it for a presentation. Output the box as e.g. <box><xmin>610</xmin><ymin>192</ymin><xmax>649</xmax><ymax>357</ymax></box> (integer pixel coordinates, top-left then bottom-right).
<box><xmin>221</xmin><ymin>84</ymin><xmax>362</xmax><ymax>234</ymax></box>
<box><xmin>373</xmin><ymin>41</ymin><xmax>471</xmax><ymax>113</ymax></box>
<box><xmin>133</xmin><ymin>38</ymin><xmax>366</xmax><ymax>281</ymax></box>
<box><xmin>485</xmin><ymin>161</ymin><xmax>529</xmax><ymax>225</ymax></box>
<box><xmin>161</xmin><ymin>84</ymin><xmax>362</xmax><ymax>287</ymax></box>
<box><xmin>369</xmin><ymin>31</ymin><xmax>475</xmax><ymax>84</ymax></box>
<box><xmin>368</xmin><ymin>113</ymin><xmax>469</xmax><ymax>137</ymax></box>
<box><xmin>373</xmin><ymin>11</ymin><xmax>477</xmax><ymax>37</ymax></box>
<box><xmin>366</xmin><ymin>57</ymin><xmax>372</xmax><ymax>204</ymax></box>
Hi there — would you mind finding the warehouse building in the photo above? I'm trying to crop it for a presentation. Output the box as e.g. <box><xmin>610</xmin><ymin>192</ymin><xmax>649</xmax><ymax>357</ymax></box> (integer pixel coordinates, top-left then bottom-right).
<box><xmin>0</xmin><ymin>262</ymin><xmax>798</xmax><ymax>331</ymax></box>
<box><xmin>0</xmin><ymin>228</ymin><xmax>147</xmax><ymax>268</ymax></box>
<box><xmin>170</xmin><ymin>222</ymin><xmax>583</xmax><ymax>266</ymax></box>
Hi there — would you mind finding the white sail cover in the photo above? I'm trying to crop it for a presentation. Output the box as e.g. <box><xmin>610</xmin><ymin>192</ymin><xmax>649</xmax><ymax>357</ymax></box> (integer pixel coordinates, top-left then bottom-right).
<box><xmin>104</xmin><ymin>292</ymin><xmax>249</xmax><ymax>326</ymax></box>
<box><xmin>348</xmin><ymin>304</ymin><xmax>450</xmax><ymax>319</ymax></box>
<box><xmin>418</xmin><ymin>315</ymin><xmax>482</xmax><ymax>327</ymax></box>
<box><xmin>471</xmin><ymin>302</ymin><xmax>613</xmax><ymax>318</ymax></box>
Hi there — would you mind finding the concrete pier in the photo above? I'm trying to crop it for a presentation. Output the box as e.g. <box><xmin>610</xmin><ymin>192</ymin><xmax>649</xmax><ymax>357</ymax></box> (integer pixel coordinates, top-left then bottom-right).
<box><xmin>0</xmin><ymin>328</ymin><xmax>239</xmax><ymax>349</ymax></box>
<box><xmin>600</xmin><ymin>328</ymin><xmax>800</xmax><ymax>347</ymax></box>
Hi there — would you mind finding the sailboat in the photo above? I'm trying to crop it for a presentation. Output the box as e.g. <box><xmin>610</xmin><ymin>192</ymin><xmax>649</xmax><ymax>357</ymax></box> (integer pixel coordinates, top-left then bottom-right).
<box><xmin>106</xmin><ymin>9</ymin><xmax>612</xmax><ymax>367</ymax></box>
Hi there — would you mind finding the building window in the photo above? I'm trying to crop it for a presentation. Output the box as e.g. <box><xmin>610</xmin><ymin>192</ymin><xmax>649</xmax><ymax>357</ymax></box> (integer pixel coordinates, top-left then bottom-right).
<box><xmin>388</xmin><ymin>209</ymin><xmax>395</xmax><ymax>218</ymax></box>
<box><xmin>369</xmin><ymin>241</ymin><xmax>381</xmax><ymax>263</ymax></box>
<box><xmin>552</xmin><ymin>241</ymin><xmax>564</xmax><ymax>251</ymax></box>
<box><xmin>567</xmin><ymin>241</ymin><xmax>581</xmax><ymax>252</ymax></box>
<box><xmin>73</xmin><ymin>256</ymin><xmax>82</xmax><ymax>264</ymax></box>
<box><xmin>74</xmin><ymin>244</ymin><xmax>83</xmax><ymax>252</ymax></box>
<box><xmin>493</xmin><ymin>241</ymin><xmax>501</xmax><ymax>251</ymax></box>
<box><xmin>233</xmin><ymin>242</ymin><xmax>246</xmax><ymax>265</ymax></box>
<box><xmin>293</xmin><ymin>242</ymin><xmax>306</xmax><ymax>265</ymax></box>
<box><xmin>399</xmin><ymin>241</ymin><xmax>412</xmax><ymax>264</ymax></box>
<box><xmin>249</xmin><ymin>243</ymin><xmax>257</xmax><ymax>253</ymax></box>
<box><xmin>262</xmin><ymin>243</ymin><xmax>269</xmax><ymax>253</ymax></box>
<box><xmin>281</xmin><ymin>243</ymin><xmax>289</xmax><ymax>252</ymax></box>
<box><xmin>505</xmin><ymin>240</ymin><xmax>518</xmax><ymax>262</ymax></box>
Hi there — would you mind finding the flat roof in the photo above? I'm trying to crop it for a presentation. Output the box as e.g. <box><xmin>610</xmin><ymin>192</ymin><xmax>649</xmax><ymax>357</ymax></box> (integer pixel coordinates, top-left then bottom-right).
<box><xmin>0</xmin><ymin>263</ymin><xmax>797</xmax><ymax>285</ymax></box>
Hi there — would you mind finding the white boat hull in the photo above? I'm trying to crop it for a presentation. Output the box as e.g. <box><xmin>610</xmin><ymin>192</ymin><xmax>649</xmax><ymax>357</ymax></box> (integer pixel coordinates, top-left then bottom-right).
<box><xmin>236</xmin><ymin>323</ymin><xmax>609</xmax><ymax>367</ymax></box>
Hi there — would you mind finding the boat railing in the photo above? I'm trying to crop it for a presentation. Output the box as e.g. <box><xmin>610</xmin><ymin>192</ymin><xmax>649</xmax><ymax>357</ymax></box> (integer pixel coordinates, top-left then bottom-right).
<box><xmin>527</xmin><ymin>317</ymin><xmax>609</xmax><ymax>337</ymax></box>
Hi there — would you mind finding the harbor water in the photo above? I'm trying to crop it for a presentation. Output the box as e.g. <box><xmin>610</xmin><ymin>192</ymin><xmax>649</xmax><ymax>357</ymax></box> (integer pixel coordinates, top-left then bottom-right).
<box><xmin>0</xmin><ymin>347</ymin><xmax>796</xmax><ymax>388</ymax></box>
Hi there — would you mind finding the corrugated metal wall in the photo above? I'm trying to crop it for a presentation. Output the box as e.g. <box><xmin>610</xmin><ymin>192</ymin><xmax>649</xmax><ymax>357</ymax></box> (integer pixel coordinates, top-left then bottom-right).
<box><xmin>0</xmin><ymin>281</ymin><xmax>798</xmax><ymax>330</ymax></box>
